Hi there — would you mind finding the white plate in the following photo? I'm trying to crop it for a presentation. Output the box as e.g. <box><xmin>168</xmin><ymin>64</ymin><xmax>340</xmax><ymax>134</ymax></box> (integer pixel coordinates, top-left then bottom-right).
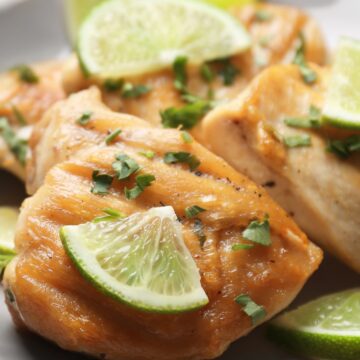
<box><xmin>0</xmin><ymin>0</ymin><xmax>359</xmax><ymax>359</ymax></box>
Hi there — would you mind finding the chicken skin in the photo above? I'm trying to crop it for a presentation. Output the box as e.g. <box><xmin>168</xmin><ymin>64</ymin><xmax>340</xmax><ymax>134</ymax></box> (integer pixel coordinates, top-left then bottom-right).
<box><xmin>4</xmin><ymin>88</ymin><xmax>322</xmax><ymax>360</ymax></box>
<box><xmin>201</xmin><ymin>64</ymin><xmax>360</xmax><ymax>273</ymax></box>
<box><xmin>0</xmin><ymin>60</ymin><xmax>66</xmax><ymax>179</ymax></box>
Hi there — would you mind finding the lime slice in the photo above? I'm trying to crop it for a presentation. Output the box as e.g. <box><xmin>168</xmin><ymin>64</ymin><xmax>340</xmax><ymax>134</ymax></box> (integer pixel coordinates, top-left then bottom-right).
<box><xmin>205</xmin><ymin>0</ymin><xmax>257</xmax><ymax>8</ymax></box>
<box><xmin>60</xmin><ymin>206</ymin><xmax>209</xmax><ymax>313</ymax></box>
<box><xmin>78</xmin><ymin>0</ymin><xmax>251</xmax><ymax>78</ymax></box>
<box><xmin>323</xmin><ymin>37</ymin><xmax>360</xmax><ymax>129</ymax></box>
<box><xmin>0</xmin><ymin>207</ymin><xmax>18</xmax><ymax>254</ymax></box>
<box><xmin>268</xmin><ymin>288</ymin><xmax>360</xmax><ymax>360</ymax></box>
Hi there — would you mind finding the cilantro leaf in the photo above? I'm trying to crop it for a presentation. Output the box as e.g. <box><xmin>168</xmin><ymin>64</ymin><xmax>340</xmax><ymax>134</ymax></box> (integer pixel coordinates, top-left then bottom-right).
<box><xmin>185</xmin><ymin>205</ymin><xmax>206</xmax><ymax>219</ymax></box>
<box><xmin>181</xmin><ymin>131</ymin><xmax>193</xmax><ymax>143</ymax></box>
<box><xmin>327</xmin><ymin>135</ymin><xmax>360</xmax><ymax>158</ymax></box>
<box><xmin>105</xmin><ymin>128</ymin><xmax>122</xmax><ymax>145</ymax></box>
<box><xmin>91</xmin><ymin>171</ymin><xmax>113</xmax><ymax>195</ymax></box>
<box><xmin>164</xmin><ymin>151</ymin><xmax>200</xmax><ymax>171</ymax></box>
<box><xmin>242</xmin><ymin>215</ymin><xmax>271</xmax><ymax>246</ymax></box>
<box><xmin>12</xmin><ymin>106</ymin><xmax>27</xmax><ymax>126</ymax></box>
<box><xmin>284</xmin><ymin>105</ymin><xmax>321</xmax><ymax>128</ymax></box>
<box><xmin>77</xmin><ymin>111</ymin><xmax>92</xmax><ymax>125</ymax></box>
<box><xmin>200</xmin><ymin>63</ymin><xmax>215</xmax><ymax>83</ymax></box>
<box><xmin>138</xmin><ymin>150</ymin><xmax>155</xmax><ymax>159</ymax></box>
<box><xmin>125</xmin><ymin>174</ymin><xmax>155</xmax><ymax>200</ymax></box>
<box><xmin>173</xmin><ymin>56</ymin><xmax>188</xmax><ymax>93</ymax></box>
<box><xmin>214</xmin><ymin>58</ymin><xmax>240</xmax><ymax>86</ymax></box>
<box><xmin>103</xmin><ymin>78</ymin><xmax>124</xmax><ymax>92</ymax></box>
<box><xmin>232</xmin><ymin>243</ymin><xmax>255</xmax><ymax>251</ymax></box>
<box><xmin>122</xmin><ymin>83</ymin><xmax>151</xmax><ymax>98</ymax></box>
<box><xmin>112</xmin><ymin>154</ymin><xmax>140</xmax><ymax>180</ymax></box>
<box><xmin>93</xmin><ymin>208</ymin><xmax>126</xmax><ymax>223</ymax></box>
<box><xmin>235</xmin><ymin>294</ymin><xmax>266</xmax><ymax>325</ymax></box>
<box><xmin>12</xmin><ymin>64</ymin><xmax>39</xmax><ymax>84</ymax></box>
<box><xmin>0</xmin><ymin>117</ymin><xmax>27</xmax><ymax>166</ymax></box>
<box><xmin>160</xmin><ymin>100</ymin><xmax>212</xmax><ymax>129</ymax></box>
<box><xmin>283</xmin><ymin>134</ymin><xmax>311</xmax><ymax>148</ymax></box>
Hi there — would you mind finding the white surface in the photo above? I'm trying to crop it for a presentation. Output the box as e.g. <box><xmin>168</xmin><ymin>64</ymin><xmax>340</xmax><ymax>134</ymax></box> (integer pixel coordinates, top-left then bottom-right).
<box><xmin>0</xmin><ymin>1</ymin><xmax>359</xmax><ymax>359</ymax></box>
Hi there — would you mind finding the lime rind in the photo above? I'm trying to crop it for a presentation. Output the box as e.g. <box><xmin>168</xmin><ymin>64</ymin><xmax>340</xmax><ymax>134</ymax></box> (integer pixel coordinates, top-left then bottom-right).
<box><xmin>323</xmin><ymin>37</ymin><xmax>360</xmax><ymax>130</ymax></box>
<box><xmin>60</xmin><ymin>206</ymin><xmax>209</xmax><ymax>313</ymax></box>
<box><xmin>78</xmin><ymin>0</ymin><xmax>251</xmax><ymax>78</ymax></box>
<box><xmin>0</xmin><ymin>207</ymin><xmax>19</xmax><ymax>254</ymax></box>
<box><xmin>268</xmin><ymin>288</ymin><xmax>360</xmax><ymax>360</ymax></box>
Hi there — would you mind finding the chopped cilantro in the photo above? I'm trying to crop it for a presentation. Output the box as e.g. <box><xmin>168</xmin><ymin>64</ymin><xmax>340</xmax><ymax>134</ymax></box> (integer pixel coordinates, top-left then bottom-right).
<box><xmin>242</xmin><ymin>215</ymin><xmax>271</xmax><ymax>246</ymax></box>
<box><xmin>254</xmin><ymin>9</ymin><xmax>273</xmax><ymax>22</ymax></box>
<box><xmin>161</xmin><ymin>100</ymin><xmax>212</xmax><ymax>129</ymax></box>
<box><xmin>173</xmin><ymin>56</ymin><xmax>188</xmax><ymax>93</ymax></box>
<box><xmin>112</xmin><ymin>154</ymin><xmax>140</xmax><ymax>180</ymax></box>
<box><xmin>185</xmin><ymin>205</ymin><xmax>206</xmax><ymax>219</ymax></box>
<box><xmin>217</xmin><ymin>58</ymin><xmax>239</xmax><ymax>86</ymax></box>
<box><xmin>125</xmin><ymin>174</ymin><xmax>155</xmax><ymax>200</ymax></box>
<box><xmin>164</xmin><ymin>151</ymin><xmax>200</xmax><ymax>171</ymax></box>
<box><xmin>12</xmin><ymin>64</ymin><xmax>39</xmax><ymax>84</ymax></box>
<box><xmin>77</xmin><ymin>111</ymin><xmax>92</xmax><ymax>125</ymax></box>
<box><xmin>91</xmin><ymin>171</ymin><xmax>113</xmax><ymax>195</ymax></box>
<box><xmin>138</xmin><ymin>150</ymin><xmax>155</xmax><ymax>159</ymax></box>
<box><xmin>181</xmin><ymin>131</ymin><xmax>193</xmax><ymax>144</ymax></box>
<box><xmin>200</xmin><ymin>63</ymin><xmax>215</xmax><ymax>83</ymax></box>
<box><xmin>235</xmin><ymin>294</ymin><xmax>266</xmax><ymax>325</ymax></box>
<box><xmin>293</xmin><ymin>34</ymin><xmax>317</xmax><ymax>84</ymax></box>
<box><xmin>103</xmin><ymin>78</ymin><xmax>124</xmax><ymax>92</ymax></box>
<box><xmin>93</xmin><ymin>208</ymin><xmax>126</xmax><ymax>223</ymax></box>
<box><xmin>284</xmin><ymin>105</ymin><xmax>321</xmax><ymax>128</ymax></box>
<box><xmin>193</xmin><ymin>219</ymin><xmax>206</xmax><ymax>248</ymax></box>
<box><xmin>12</xmin><ymin>106</ymin><xmax>27</xmax><ymax>126</ymax></box>
<box><xmin>105</xmin><ymin>128</ymin><xmax>122</xmax><ymax>145</ymax></box>
<box><xmin>327</xmin><ymin>135</ymin><xmax>360</xmax><ymax>158</ymax></box>
<box><xmin>122</xmin><ymin>83</ymin><xmax>151</xmax><ymax>98</ymax></box>
<box><xmin>0</xmin><ymin>117</ymin><xmax>27</xmax><ymax>166</ymax></box>
<box><xmin>232</xmin><ymin>243</ymin><xmax>255</xmax><ymax>251</ymax></box>
<box><xmin>283</xmin><ymin>134</ymin><xmax>311</xmax><ymax>148</ymax></box>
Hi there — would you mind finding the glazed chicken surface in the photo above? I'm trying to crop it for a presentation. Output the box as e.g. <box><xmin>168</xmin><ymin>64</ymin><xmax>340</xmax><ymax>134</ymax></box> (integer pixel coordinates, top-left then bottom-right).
<box><xmin>201</xmin><ymin>64</ymin><xmax>360</xmax><ymax>273</ymax></box>
<box><xmin>4</xmin><ymin>88</ymin><xmax>322</xmax><ymax>360</ymax></box>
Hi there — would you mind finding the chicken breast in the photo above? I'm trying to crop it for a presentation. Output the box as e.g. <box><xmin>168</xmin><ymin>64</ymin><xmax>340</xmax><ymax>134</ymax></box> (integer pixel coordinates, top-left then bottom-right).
<box><xmin>201</xmin><ymin>64</ymin><xmax>360</xmax><ymax>273</ymax></box>
<box><xmin>62</xmin><ymin>3</ymin><xmax>327</xmax><ymax>128</ymax></box>
<box><xmin>0</xmin><ymin>60</ymin><xmax>66</xmax><ymax>179</ymax></box>
<box><xmin>4</xmin><ymin>88</ymin><xmax>322</xmax><ymax>360</ymax></box>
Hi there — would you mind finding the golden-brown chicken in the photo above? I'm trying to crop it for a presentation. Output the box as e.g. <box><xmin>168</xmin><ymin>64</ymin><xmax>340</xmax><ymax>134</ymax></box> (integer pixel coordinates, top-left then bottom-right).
<box><xmin>0</xmin><ymin>60</ymin><xmax>66</xmax><ymax>179</ymax></box>
<box><xmin>4</xmin><ymin>88</ymin><xmax>322</xmax><ymax>360</ymax></box>
<box><xmin>201</xmin><ymin>64</ymin><xmax>360</xmax><ymax>273</ymax></box>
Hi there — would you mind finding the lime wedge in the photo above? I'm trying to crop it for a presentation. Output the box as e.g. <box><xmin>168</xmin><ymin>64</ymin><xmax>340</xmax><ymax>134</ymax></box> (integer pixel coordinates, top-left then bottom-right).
<box><xmin>205</xmin><ymin>0</ymin><xmax>257</xmax><ymax>8</ymax></box>
<box><xmin>0</xmin><ymin>207</ymin><xmax>18</xmax><ymax>254</ymax></box>
<box><xmin>268</xmin><ymin>288</ymin><xmax>360</xmax><ymax>360</ymax></box>
<box><xmin>323</xmin><ymin>37</ymin><xmax>360</xmax><ymax>129</ymax></box>
<box><xmin>60</xmin><ymin>206</ymin><xmax>209</xmax><ymax>313</ymax></box>
<box><xmin>78</xmin><ymin>0</ymin><xmax>250</xmax><ymax>78</ymax></box>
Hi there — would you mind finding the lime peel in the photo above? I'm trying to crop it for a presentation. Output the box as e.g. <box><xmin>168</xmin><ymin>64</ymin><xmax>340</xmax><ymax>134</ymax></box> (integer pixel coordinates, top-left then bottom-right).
<box><xmin>60</xmin><ymin>206</ymin><xmax>209</xmax><ymax>313</ymax></box>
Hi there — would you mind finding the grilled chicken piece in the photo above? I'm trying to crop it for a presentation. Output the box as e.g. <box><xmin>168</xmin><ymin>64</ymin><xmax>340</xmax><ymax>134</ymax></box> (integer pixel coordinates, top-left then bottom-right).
<box><xmin>4</xmin><ymin>88</ymin><xmax>322</xmax><ymax>360</ymax></box>
<box><xmin>0</xmin><ymin>61</ymin><xmax>66</xmax><ymax>179</ymax></box>
<box><xmin>201</xmin><ymin>64</ymin><xmax>360</xmax><ymax>273</ymax></box>
<box><xmin>62</xmin><ymin>3</ymin><xmax>327</xmax><ymax>128</ymax></box>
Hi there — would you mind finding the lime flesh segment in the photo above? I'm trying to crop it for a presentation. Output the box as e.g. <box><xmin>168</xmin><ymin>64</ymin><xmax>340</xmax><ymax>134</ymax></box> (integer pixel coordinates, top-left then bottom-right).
<box><xmin>268</xmin><ymin>288</ymin><xmax>360</xmax><ymax>360</ymax></box>
<box><xmin>60</xmin><ymin>206</ymin><xmax>209</xmax><ymax>313</ymax></box>
<box><xmin>323</xmin><ymin>37</ymin><xmax>360</xmax><ymax>129</ymax></box>
<box><xmin>78</xmin><ymin>0</ymin><xmax>251</xmax><ymax>78</ymax></box>
<box><xmin>0</xmin><ymin>207</ymin><xmax>18</xmax><ymax>254</ymax></box>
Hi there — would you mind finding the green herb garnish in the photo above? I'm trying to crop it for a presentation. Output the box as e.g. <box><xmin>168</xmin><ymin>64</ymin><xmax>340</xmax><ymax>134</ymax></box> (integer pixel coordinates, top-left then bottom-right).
<box><xmin>0</xmin><ymin>117</ymin><xmax>27</xmax><ymax>166</ymax></box>
<box><xmin>235</xmin><ymin>294</ymin><xmax>266</xmax><ymax>325</ymax></box>
<box><xmin>217</xmin><ymin>58</ymin><xmax>239</xmax><ymax>86</ymax></box>
<box><xmin>232</xmin><ymin>243</ymin><xmax>255</xmax><ymax>251</ymax></box>
<box><xmin>138</xmin><ymin>150</ymin><xmax>155</xmax><ymax>159</ymax></box>
<box><xmin>122</xmin><ymin>83</ymin><xmax>151</xmax><ymax>98</ymax></box>
<box><xmin>173</xmin><ymin>56</ymin><xmax>188</xmax><ymax>93</ymax></box>
<box><xmin>12</xmin><ymin>64</ymin><xmax>39</xmax><ymax>84</ymax></box>
<box><xmin>112</xmin><ymin>154</ymin><xmax>140</xmax><ymax>180</ymax></box>
<box><xmin>200</xmin><ymin>63</ymin><xmax>215</xmax><ymax>83</ymax></box>
<box><xmin>254</xmin><ymin>9</ymin><xmax>273</xmax><ymax>22</ymax></box>
<box><xmin>242</xmin><ymin>215</ymin><xmax>271</xmax><ymax>246</ymax></box>
<box><xmin>193</xmin><ymin>219</ymin><xmax>206</xmax><ymax>248</ymax></box>
<box><xmin>164</xmin><ymin>151</ymin><xmax>200</xmax><ymax>171</ymax></box>
<box><xmin>93</xmin><ymin>208</ymin><xmax>126</xmax><ymax>223</ymax></box>
<box><xmin>91</xmin><ymin>171</ymin><xmax>113</xmax><ymax>195</ymax></box>
<box><xmin>181</xmin><ymin>131</ymin><xmax>193</xmax><ymax>144</ymax></box>
<box><xmin>124</xmin><ymin>174</ymin><xmax>155</xmax><ymax>200</ymax></box>
<box><xmin>185</xmin><ymin>205</ymin><xmax>206</xmax><ymax>219</ymax></box>
<box><xmin>283</xmin><ymin>134</ymin><xmax>311</xmax><ymax>148</ymax></box>
<box><xmin>12</xmin><ymin>106</ymin><xmax>27</xmax><ymax>126</ymax></box>
<box><xmin>77</xmin><ymin>111</ymin><xmax>92</xmax><ymax>125</ymax></box>
<box><xmin>293</xmin><ymin>34</ymin><xmax>317</xmax><ymax>84</ymax></box>
<box><xmin>103</xmin><ymin>78</ymin><xmax>124</xmax><ymax>92</ymax></box>
<box><xmin>284</xmin><ymin>105</ymin><xmax>321</xmax><ymax>128</ymax></box>
<box><xmin>327</xmin><ymin>135</ymin><xmax>360</xmax><ymax>158</ymax></box>
<box><xmin>161</xmin><ymin>100</ymin><xmax>212</xmax><ymax>129</ymax></box>
<box><xmin>105</xmin><ymin>128</ymin><xmax>122</xmax><ymax>145</ymax></box>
